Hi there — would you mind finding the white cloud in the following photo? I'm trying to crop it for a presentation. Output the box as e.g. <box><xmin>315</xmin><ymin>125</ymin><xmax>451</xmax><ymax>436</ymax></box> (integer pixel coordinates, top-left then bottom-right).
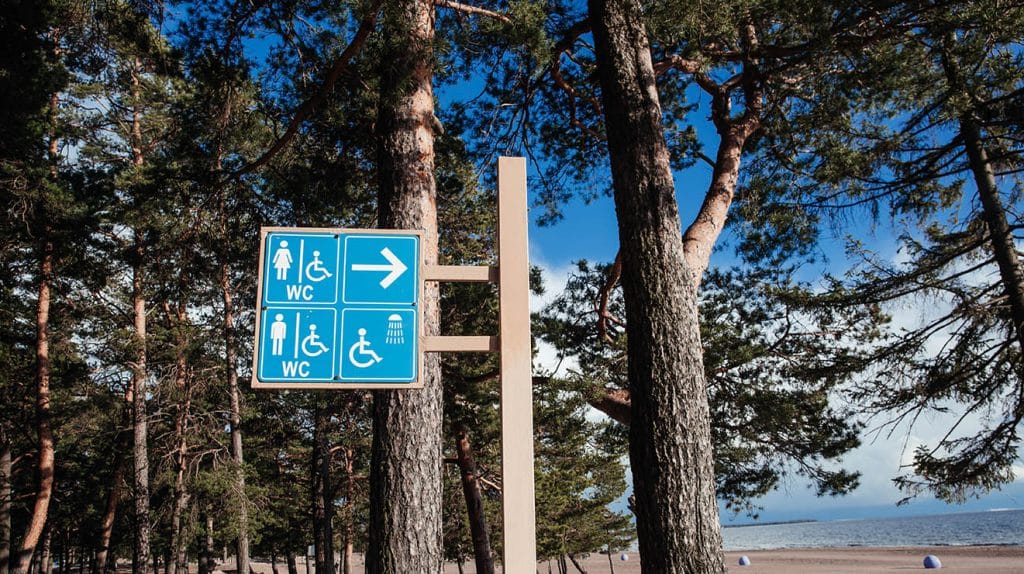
<box><xmin>529</xmin><ymin>249</ymin><xmax>580</xmax><ymax>378</ymax></box>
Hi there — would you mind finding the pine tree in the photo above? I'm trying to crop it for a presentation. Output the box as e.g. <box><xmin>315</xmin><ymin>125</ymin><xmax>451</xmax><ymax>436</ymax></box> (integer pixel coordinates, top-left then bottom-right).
<box><xmin>736</xmin><ymin>0</ymin><xmax>1024</xmax><ymax>500</ymax></box>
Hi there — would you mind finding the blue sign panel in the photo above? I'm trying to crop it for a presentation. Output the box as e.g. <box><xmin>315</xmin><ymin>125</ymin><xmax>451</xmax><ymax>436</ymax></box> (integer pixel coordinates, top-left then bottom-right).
<box><xmin>342</xmin><ymin>235</ymin><xmax>418</xmax><ymax>304</ymax></box>
<box><xmin>338</xmin><ymin>309</ymin><xmax>417</xmax><ymax>382</ymax></box>
<box><xmin>263</xmin><ymin>233</ymin><xmax>340</xmax><ymax>304</ymax></box>
<box><xmin>258</xmin><ymin>308</ymin><xmax>337</xmax><ymax>381</ymax></box>
<box><xmin>255</xmin><ymin>228</ymin><xmax>421</xmax><ymax>387</ymax></box>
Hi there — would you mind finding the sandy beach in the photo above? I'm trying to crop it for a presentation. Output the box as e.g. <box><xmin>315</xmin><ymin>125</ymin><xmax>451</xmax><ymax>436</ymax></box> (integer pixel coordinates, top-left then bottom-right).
<box><xmin>525</xmin><ymin>547</ymin><xmax>1024</xmax><ymax>573</ymax></box>
<box><xmin>248</xmin><ymin>546</ymin><xmax>1024</xmax><ymax>573</ymax></box>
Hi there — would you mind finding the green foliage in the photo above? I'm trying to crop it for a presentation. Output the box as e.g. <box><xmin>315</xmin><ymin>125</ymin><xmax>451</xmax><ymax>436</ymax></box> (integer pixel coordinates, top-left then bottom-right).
<box><xmin>537</xmin><ymin>261</ymin><xmax>876</xmax><ymax>515</ymax></box>
<box><xmin>733</xmin><ymin>0</ymin><xmax>1024</xmax><ymax>500</ymax></box>
<box><xmin>533</xmin><ymin>377</ymin><xmax>633</xmax><ymax>560</ymax></box>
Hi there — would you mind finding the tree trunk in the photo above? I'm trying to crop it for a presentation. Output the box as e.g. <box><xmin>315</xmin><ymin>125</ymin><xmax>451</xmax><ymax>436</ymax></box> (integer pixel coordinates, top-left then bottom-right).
<box><xmin>366</xmin><ymin>0</ymin><xmax>443</xmax><ymax>572</ymax></box>
<box><xmin>94</xmin><ymin>447</ymin><xmax>126</xmax><ymax>574</ymax></box>
<box><xmin>454</xmin><ymin>427</ymin><xmax>494</xmax><ymax>574</ymax></box>
<box><xmin>201</xmin><ymin>512</ymin><xmax>214</xmax><ymax>574</ymax></box>
<box><xmin>286</xmin><ymin>552</ymin><xmax>297</xmax><ymax>574</ymax></box>
<box><xmin>567</xmin><ymin>554</ymin><xmax>587</xmax><ymax>574</ymax></box>
<box><xmin>167</xmin><ymin>301</ymin><xmax>192</xmax><ymax>574</ymax></box>
<box><xmin>221</xmin><ymin>263</ymin><xmax>249</xmax><ymax>574</ymax></box>
<box><xmin>947</xmin><ymin>98</ymin><xmax>1024</xmax><ymax>352</ymax></box>
<box><xmin>1</xmin><ymin>435</ymin><xmax>11</xmax><ymax>574</ymax></box>
<box><xmin>607</xmin><ymin>550</ymin><xmax>614</xmax><ymax>574</ymax></box>
<box><xmin>38</xmin><ymin>528</ymin><xmax>51</xmax><ymax>574</ymax></box>
<box><xmin>13</xmin><ymin>239</ymin><xmax>57</xmax><ymax>574</ymax></box>
<box><xmin>58</xmin><ymin>529</ymin><xmax>66</xmax><ymax>574</ymax></box>
<box><xmin>128</xmin><ymin>55</ymin><xmax>152</xmax><ymax>574</ymax></box>
<box><xmin>130</xmin><ymin>236</ymin><xmax>151</xmax><ymax>574</ymax></box>
<box><xmin>311</xmin><ymin>403</ymin><xmax>333</xmax><ymax>574</ymax></box>
<box><xmin>588</xmin><ymin>0</ymin><xmax>725</xmax><ymax>571</ymax></box>
<box><xmin>341</xmin><ymin>449</ymin><xmax>354</xmax><ymax>574</ymax></box>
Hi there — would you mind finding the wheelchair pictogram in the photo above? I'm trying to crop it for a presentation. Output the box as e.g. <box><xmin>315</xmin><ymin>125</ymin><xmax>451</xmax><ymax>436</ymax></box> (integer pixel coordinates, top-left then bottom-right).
<box><xmin>301</xmin><ymin>324</ymin><xmax>330</xmax><ymax>357</ymax></box>
<box><xmin>304</xmin><ymin>250</ymin><xmax>334</xmax><ymax>282</ymax></box>
<box><xmin>348</xmin><ymin>328</ymin><xmax>383</xmax><ymax>368</ymax></box>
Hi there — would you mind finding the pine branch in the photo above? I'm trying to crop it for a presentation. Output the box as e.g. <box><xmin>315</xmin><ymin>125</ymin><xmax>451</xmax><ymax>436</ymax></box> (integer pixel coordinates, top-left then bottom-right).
<box><xmin>230</xmin><ymin>1</ymin><xmax>382</xmax><ymax>180</ymax></box>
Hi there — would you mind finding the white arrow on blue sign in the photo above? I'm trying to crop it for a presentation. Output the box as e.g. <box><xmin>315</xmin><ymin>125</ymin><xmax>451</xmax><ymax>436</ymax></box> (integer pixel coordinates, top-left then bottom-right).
<box><xmin>253</xmin><ymin>227</ymin><xmax>422</xmax><ymax>388</ymax></box>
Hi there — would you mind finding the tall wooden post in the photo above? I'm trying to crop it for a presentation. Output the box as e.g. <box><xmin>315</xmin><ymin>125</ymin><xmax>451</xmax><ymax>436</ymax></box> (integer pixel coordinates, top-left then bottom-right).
<box><xmin>497</xmin><ymin>157</ymin><xmax>537</xmax><ymax>571</ymax></box>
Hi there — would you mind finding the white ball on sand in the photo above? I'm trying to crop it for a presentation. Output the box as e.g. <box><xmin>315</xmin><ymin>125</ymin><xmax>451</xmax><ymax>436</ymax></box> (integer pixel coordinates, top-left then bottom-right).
<box><xmin>620</xmin><ymin>552</ymin><xmax>629</xmax><ymax>561</ymax></box>
<box><xmin>738</xmin><ymin>555</ymin><xmax>751</xmax><ymax>566</ymax></box>
<box><xmin>924</xmin><ymin>554</ymin><xmax>942</xmax><ymax>569</ymax></box>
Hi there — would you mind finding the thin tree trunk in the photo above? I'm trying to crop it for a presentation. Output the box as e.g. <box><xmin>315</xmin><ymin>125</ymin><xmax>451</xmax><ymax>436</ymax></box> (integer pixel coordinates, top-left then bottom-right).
<box><xmin>341</xmin><ymin>449</ymin><xmax>353</xmax><ymax>574</ymax></box>
<box><xmin>167</xmin><ymin>325</ymin><xmax>191</xmax><ymax>574</ymax></box>
<box><xmin>607</xmin><ymin>550</ymin><xmax>614</xmax><ymax>574</ymax></box>
<box><xmin>208</xmin><ymin>78</ymin><xmax>249</xmax><ymax>574</ymax></box>
<box><xmin>222</xmin><ymin>265</ymin><xmax>248</xmax><ymax>574</ymax></box>
<box><xmin>1</xmin><ymin>435</ymin><xmax>11</xmax><ymax>574</ymax></box>
<box><xmin>201</xmin><ymin>512</ymin><xmax>214</xmax><ymax>574</ymax></box>
<box><xmin>949</xmin><ymin>98</ymin><xmax>1024</xmax><ymax>351</ymax></box>
<box><xmin>367</xmin><ymin>0</ymin><xmax>442</xmax><ymax>571</ymax></box>
<box><xmin>128</xmin><ymin>55</ymin><xmax>152</xmax><ymax>574</ymax></box>
<box><xmin>285</xmin><ymin>552</ymin><xmax>297</xmax><ymax>574</ymax></box>
<box><xmin>130</xmin><ymin>235</ymin><xmax>151</xmax><ymax>574</ymax></box>
<box><xmin>38</xmin><ymin>528</ymin><xmax>51</xmax><ymax>574</ymax></box>
<box><xmin>94</xmin><ymin>449</ymin><xmax>125</xmax><ymax>574</ymax></box>
<box><xmin>14</xmin><ymin>239</ymin><xmax>57</xmax><ymax>574</ymax></box>
<box><xmin>567</xmin><ymin>554</ymin><xmax>587</xmax><ymax>574</ymax></box>
<box><xmin>271</xmin><ymin>554</ymin><xmax>279</xmax><ymax>574</ymax></box>
<box><xmin>311</xmin><ymin>404</ymin><xmax>333</xmax><ymax>574</ymax></box>
<box><xmin>588</xmin><ymin>0</ymin><xmax>725</xmax><ymax>571</ymax></box>
<box><xmin>454</xmin><ymin>427</ymin><xmax>494</xmax><ymax>574</ymax></box>
<box><xmin>58</xmin><ymin>529</ymin><xmax>65</xmax><ymax>574</ymax></box>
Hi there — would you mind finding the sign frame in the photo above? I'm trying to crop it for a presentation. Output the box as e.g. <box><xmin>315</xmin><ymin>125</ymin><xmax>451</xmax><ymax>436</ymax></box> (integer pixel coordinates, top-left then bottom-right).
<box><xmin>251</xmin><ymin>226</ymin><xmax>425</xmax><ymax>390</ymax></box>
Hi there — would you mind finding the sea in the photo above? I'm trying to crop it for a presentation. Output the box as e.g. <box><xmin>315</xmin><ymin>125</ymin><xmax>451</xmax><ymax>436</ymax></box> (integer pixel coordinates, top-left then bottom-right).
<box><xmin>721</xmin><ymin>508</ymin><xmax>1024</xmax><ymax>550</ymax></box>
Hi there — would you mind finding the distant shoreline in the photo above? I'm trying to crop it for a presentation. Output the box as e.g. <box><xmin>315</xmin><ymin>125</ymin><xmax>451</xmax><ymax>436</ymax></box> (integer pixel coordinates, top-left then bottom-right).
<box><xmin>723</xmin><ymin>519</ymin><xmax>818</xmax><ymax>528</ymax></box>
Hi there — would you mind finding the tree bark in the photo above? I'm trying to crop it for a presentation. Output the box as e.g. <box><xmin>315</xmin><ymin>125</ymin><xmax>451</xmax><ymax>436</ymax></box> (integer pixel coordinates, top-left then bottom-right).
<box><xmin>13</xmin><ymin>240</ymin><xmax>57</xmax><ymax>574</ymax></box>
<box><xmin>1</xmin><ymin>434</ymin><xmax>11</xmax><ymax>574</ymax></box>
<box><xmin>286</xmin><ymin>551</ymin><xmax>297</xmax><ymax>574</ymax></box>
<box><xmin>588</xmin><ymin>0</ymin><xmax>726</xmax><ymax>571</ymax></box>
<box><xmin>567</xmin><ymin>554</ymin><xmax>587</xmax><ymax>574</ymax></box>
<box><xmin>222</xmin><ymin>263</ymin><xmax>249</xmax><ymax>574</ymax></box>
<box><xmin>129</xmin><ymin>55</ymin><xmax>152</xmax><ymax>574</ymax></box>
<box><xmin>312</xmin><ymin>404</ymin><xmax>334</xmax><ymax>574</ymax></box>
<box><xmin>130</xmin><ymin>236</ymin><xmax>151</xmax><ymax>574</ymax></box>
<box><xmin>454</xmin><ymin>427</ymin><xmax>494</xmax><ymax>574</ymax></box>
<box><xmin>167</xmin><ymin>301</ymin><xmax>192</xmax><ymax>574</ymax></box>
<box><xmin>940</xmin><ymin>53</ymin><xmax>1024</xmax><ymax>353</ymax></box>
<box><xmin>681</xmin><ymin>126</ymin><xmax>757</xmax><ymax>288</ymax></box>
<box><xmin>38</xmin><ymin>527</ymin><xmax>51</xmax><ymax>574</ymax></box>
<box><xmin>341</xmin><ymin>448</ymin><xmax>354</xmax><ymax>574</ymax></box>
<box><xmin>94</xmin><ymin>444</ymin><xmax>126</xmax><ymax>574</ymax></box>
<box><xmin>201</xmin><ymin>512</ymin><xmax>214</xmax><ymax>574</ymax></box>
<box><xmin>366</xmin><ymin>0</ymin><xmax>443</xmax><ymax>572</ymax></box>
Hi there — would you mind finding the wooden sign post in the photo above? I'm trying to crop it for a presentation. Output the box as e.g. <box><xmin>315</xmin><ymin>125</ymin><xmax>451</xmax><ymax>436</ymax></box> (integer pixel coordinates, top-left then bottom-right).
<box><xmin>414</xmin><ymin>157</ymin><xmax>538</xmax><ymax>571</ymax></box>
